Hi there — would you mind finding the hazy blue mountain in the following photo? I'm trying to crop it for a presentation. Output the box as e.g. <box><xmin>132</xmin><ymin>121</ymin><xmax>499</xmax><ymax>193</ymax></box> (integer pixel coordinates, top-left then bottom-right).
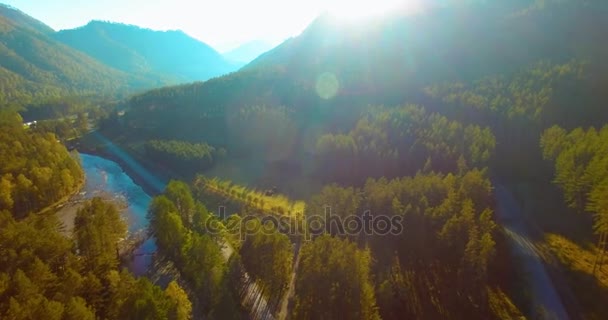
<box><xmin>0</xmin><ymin>4</ymin><xmax>141</xmax><ymax>104</ymax></box>
<box><xmin>222</xmin><ymin>40</ymin><xmax>274</xmax><ymax>64</ymax></box>
<box><xmin>54</xmin><ymin>21</ymin><xmax>240</xmax><ymax>83</ymax></box>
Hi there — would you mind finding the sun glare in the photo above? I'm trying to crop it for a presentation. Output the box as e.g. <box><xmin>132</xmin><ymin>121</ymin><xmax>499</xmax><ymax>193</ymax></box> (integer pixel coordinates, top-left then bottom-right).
<box><xmin>325</xmin><ymin>0</ymin><xmax>424</xmax><ymax>21</ymax></box>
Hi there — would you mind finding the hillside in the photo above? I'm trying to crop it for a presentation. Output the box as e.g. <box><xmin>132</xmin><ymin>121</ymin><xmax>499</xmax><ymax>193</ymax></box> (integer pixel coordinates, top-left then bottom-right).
<box><xmin>0</xmin><ymin>3</ymin><xmax>53</xmax><ymax>34</ymax></box>
<box><xmin>0</xmin><ymin>4</ymin><xmax>150</xmax><ymax>104</ymax></box>
<box><xmin>117</xmin><ymin>0</ymin><xmax>608</xmax><ymax>213</ymax></box>
<box><xmin>123</xmin><ymin>1</ymin><xmax>608</xmax><ymax>145</ymax></box>
<box><xmin>246</xmin><ymin>1</ymin><xmax>607</xmax><ymax>96</ymax></box>
<box><xmin>54</xmin><ymin>21</ymin><xmax>241</xmax><ymax>83</ymax></box>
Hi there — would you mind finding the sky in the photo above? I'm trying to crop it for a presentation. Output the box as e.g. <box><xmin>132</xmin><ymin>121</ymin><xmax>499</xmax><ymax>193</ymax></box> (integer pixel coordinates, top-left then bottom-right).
<box><xmin>3</xmin><ymin>0</ymin><xmax>416</xmax><ymax>52</ymax></box>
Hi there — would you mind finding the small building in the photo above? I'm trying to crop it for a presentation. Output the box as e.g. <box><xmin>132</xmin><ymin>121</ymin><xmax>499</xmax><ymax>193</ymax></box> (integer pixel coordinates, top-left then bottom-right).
<box><xmin>23</xmin><ymin>120</ymin><xmax>37</xmax><ymax>128</ymax></box>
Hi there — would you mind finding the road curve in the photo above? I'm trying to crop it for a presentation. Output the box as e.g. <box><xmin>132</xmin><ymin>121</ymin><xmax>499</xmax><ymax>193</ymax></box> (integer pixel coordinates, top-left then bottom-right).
<box><xmin>494</xmin><ymin>183</ymin><xmax>569</xmax><ymax>320</ymax></box>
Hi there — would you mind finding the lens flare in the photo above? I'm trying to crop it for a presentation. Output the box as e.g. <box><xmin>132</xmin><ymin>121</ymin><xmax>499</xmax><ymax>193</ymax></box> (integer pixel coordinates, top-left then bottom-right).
<box><xmin>315</xmin><ymin>72</ymin><xmax>340</xmax><ymax>99</ymax></box>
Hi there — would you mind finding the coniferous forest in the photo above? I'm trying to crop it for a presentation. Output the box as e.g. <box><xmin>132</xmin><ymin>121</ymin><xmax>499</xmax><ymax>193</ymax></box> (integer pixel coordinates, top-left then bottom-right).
<box><xmin>2</xmin><ymin>1</ymin><xmax>608</xmax><ymax>319</ymax></box>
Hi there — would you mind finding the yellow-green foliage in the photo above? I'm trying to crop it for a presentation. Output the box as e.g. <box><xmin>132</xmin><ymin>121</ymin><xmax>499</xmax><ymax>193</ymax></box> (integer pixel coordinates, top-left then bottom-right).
<box><xmin>0</xmin><ymin>111</ymin><xmax>83</xmax><ymax>218</ymax></box>
<box><xmin>540</xmin><ymin>125</ymin><xmax>608</xmax><ymax>235</ymax></box>
<box><xmin>195</xmin><ymin>175</ymin><xmax>306</xmax><ymax>217</ymax></box>
<box><xmin>486</xmin><ymin>286</ymin><xmax>526</xmax><ymax>320</ymax></box>
<box><xmin>426</xmin><ymin>60</ymin><xmax>586</xmax><ymax>120</ymax></box>
<box><xmin>546</xmin><ymin>234</ymin><xmax>608</xmax><ymax>287</ymax></box>
<box><xmin>0</xmin><ymin>199</ymin><xmax>190</xmax><ymax>320</ymax></box>
<box><xmin>545</xmin><ymin>233</ymin><xmax>608</xmax><ymax>319</ymax></box>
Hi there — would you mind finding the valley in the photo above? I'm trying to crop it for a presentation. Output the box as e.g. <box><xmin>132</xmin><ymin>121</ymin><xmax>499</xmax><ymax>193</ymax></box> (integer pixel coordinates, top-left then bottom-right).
<box><xmin>2</xmin><ymin>1</ymin><xmax>608</xmax><ymax>320</ymax></box>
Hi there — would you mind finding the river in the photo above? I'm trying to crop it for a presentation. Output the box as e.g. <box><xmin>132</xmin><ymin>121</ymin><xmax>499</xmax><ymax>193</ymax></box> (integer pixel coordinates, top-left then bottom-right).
<box><xmin>77</xmin><ymin>141</ymin><xmax>275</xmax><ymax>318</ymax></box>
<box><xmin>79</xmin><ymin>153</ymin><xmax>160</xmax><ymax>276</ymax></box>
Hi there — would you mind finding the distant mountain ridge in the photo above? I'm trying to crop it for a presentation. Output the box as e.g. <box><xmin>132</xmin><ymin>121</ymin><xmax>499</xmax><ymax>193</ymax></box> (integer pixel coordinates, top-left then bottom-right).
<box><xmin>223</xmin><ymin>40</ymin><xmax>274</xmax><ymax>64</ymax></box>
<box><xmin>54</xmin><ymin>21</ymin><xmax>242</xmax><ymax>83</ymax></box>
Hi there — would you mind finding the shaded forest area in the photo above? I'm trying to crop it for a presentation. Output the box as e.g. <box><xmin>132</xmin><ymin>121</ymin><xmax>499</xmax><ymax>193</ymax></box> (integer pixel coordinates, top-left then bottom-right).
<box><xmin>144</xmin><ymin>140</ymin><xmax>226</xmax><ymax>176</ymax></box>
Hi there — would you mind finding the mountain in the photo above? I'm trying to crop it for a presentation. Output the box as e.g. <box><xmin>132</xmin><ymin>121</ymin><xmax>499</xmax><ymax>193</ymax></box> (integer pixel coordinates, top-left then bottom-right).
<box><xmin>128</xmin><ymin>1</ymin><xmax>608</xmax><ymax>109</ymax></box>
<box><xmin>0</xmin><ymin>4</ymin><xmax>158</xmax><ymax>105</ymax></box>
<box><xmin>0</xmin><ymin>3</ymin><xmax>243</xmax><ymax>106</ymax></box>
<box><xmin>222</xmin><ymin>40</ymin><xmax>274</xmax><ymax>64</ymax></box>
<box><xmin>0</xmin><ymin>3</ymin><xmax>53</xmax><ymax>35</ymax></box>
<box><xmin>121</xmin><ymin>0</ymin><xmax>608</xmax><ymax>148</ymax></box>
<box><xmin>54</xmin><ymin>21</ymin><xmax>240</xmax><ymax>83</ymax></box>
<box><xmin>245</xmin><ymin>1</ymin><xmax>607</xmax><ymax>97</ymax></box>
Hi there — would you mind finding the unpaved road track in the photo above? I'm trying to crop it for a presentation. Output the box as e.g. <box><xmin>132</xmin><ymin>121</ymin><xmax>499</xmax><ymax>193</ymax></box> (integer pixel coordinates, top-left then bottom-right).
<box><xmin>494</xmin><ymin>183</ymin><xmax>569</xmax><ymax>320</ymax></box>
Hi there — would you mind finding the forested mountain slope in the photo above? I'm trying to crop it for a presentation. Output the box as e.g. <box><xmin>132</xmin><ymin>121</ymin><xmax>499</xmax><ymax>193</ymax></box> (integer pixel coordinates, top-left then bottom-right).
<box><xmin>0</xmin><ymin>3</ymin><xmax>243</xmax><ymax>106</ymax></box>
<box><xmin>247</xmin><ymin>0</ymin><xmax>607</xmax><ymax>96</ymax></box>
<box><xmin>0</xmin><ymin>4</ymin><xmax>142</xmax><ymax>104</ymax></box>
<box><xmin>122</xmin><ymin>1</ymin><xmax>608</xmax><ymax>154</ymax></box>
<box><xmin>0</xmin><ymin>3</ymin><xmax>53</xmax><ymax>34</ymax></box>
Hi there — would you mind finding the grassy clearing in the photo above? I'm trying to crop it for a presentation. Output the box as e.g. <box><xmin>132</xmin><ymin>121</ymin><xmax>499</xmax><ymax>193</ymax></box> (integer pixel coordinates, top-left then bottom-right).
<box><xmin>544</xmin><ymin>233</ymin><xmax>608</xmax><ymax>319</ymax></box>
<box><xmin>545</xmin><ymin>234</ymin><xmax>608</xmax><ymax>287</ymax></box>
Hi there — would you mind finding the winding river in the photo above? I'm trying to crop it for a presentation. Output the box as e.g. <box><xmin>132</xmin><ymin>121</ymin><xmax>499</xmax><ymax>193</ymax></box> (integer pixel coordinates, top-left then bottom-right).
<box><xmin>79</xmin><ymin>153</ymin><xmax>161</xmax><ymax>276</ymax></box>
<box><xmin>77</xmin><ymin>141</ymin><xmax>290</xmax><ymax>319</ymax></box>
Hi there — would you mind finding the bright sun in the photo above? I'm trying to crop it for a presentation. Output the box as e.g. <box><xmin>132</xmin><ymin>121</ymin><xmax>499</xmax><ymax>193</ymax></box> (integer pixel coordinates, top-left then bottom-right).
<box><xmin>325</xmin><ymin>0</ymin><xmax>424</xmax><ymax>21</ymax></box>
